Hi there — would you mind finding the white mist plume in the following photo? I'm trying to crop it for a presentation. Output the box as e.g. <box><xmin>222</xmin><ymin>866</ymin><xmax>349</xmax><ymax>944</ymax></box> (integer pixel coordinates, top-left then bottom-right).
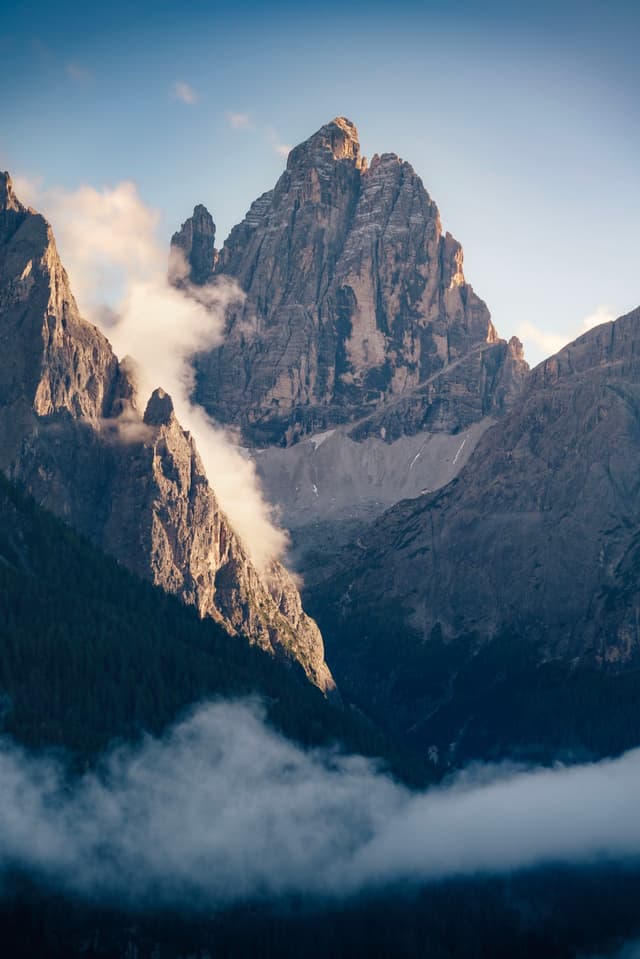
<box><xmin>1</xmin><ymin>700</ymin><xmax>640</xmax><ymax>907</ymax></box>
<box><xmin>21</xmin><ymin>178</ymin><xmax>287</xmax><ymax>568</ymax></box>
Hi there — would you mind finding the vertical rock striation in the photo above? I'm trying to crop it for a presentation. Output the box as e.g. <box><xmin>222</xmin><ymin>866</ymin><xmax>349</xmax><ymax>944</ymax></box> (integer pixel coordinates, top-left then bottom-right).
<box><xmin>171</xmin><ymin>204</ymin><xmax>217</xmax><ymax>285</ymax></box>
<box><xmin>309</xmin><ymin>306</ymin><xmax>640</xmax><ymax>748</ymax></box>
<box><xmin>188</xmin><ymin>118</ymin><xmax>528</xmax><ymax>447</ymax></box>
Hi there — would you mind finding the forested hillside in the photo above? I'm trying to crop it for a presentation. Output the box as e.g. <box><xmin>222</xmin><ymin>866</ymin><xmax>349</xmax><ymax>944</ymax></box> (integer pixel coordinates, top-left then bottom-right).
<box><xmin>0</xmin><ymin>474</ymin><xmax>399</xmax><ymax>769</ymax></box>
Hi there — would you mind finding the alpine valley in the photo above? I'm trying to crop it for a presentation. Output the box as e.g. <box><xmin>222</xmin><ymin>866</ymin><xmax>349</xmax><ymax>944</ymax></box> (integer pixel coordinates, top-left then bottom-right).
<box><xmin>173</xmin><ymin>118</ymin><xmax>640</xmax><ymax>771</ymax></box>
<box><xmin>1</xmin><ymin>114</ymin><xmax>640</xmax><ymax>959</ymax></box>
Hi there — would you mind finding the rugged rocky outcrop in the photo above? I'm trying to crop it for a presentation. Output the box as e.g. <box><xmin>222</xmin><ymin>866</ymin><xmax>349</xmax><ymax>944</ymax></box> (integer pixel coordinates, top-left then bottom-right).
<box><xmin>0</xmin><ymin>172</ymin><xmax>127</xmax><ymax>458</ymax></box>
<box><xmin>309</xmin><ymin>306</ymin><xmax>640</xmax><ymax>756</ymax></box>
<box><xmin>187</xmin><ymin>117</ymin><xmax>527</xmax><ymax>448</ymax></box>
<box><xmin>0</xmin><ymin>171</ymin><xmax>334</xmax><ymax>695</ymax></box>
<box><xmin>170</xmin><ymin>203</ymin><xmax>217</xmax><ymax>285</ymax></box>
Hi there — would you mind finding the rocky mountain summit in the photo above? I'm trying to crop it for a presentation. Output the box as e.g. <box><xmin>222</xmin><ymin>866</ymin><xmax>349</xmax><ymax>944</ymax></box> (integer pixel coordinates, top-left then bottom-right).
<box><xmin>179</xmin><ymin>117</ymin><xmax>527</xmax><ymax>449</ymax></box>
<box><xmin>173</xmin><ymin>119</ymin><xmax>527</xmax><ymax>568</ymax></box>
<box><xmin>0</xmin><ymin>171</ymin><xmax>334</xmax><ymax>695</ymax></box>
<box><xmin>170</xmin><ymin>203</ymin><xmax>217</xmax><ymax>285</ymax></box>
<box><xmin>309</xmin><ymin>305</ymin><xmax>640</xmax><ymax>756</ymax></box>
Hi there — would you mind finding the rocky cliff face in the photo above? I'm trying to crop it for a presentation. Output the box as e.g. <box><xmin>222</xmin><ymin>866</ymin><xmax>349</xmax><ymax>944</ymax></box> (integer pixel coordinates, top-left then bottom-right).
<box><xmin>0</xmin><ymin>172</ymin><xmax>334</xmax><ymax>695</ymax></box>
<box><xmin>170</xmin><ymin>203</ymin><xmax>217</xmax><ymax>285</ymax></box>
<box><xmin>185</xmin><ymin>118</ymin><xmax>527</xmax><ymax>448</ymax></box>
<box><xmin>0</xmin><ymin>173</ymin><xmax>126</xmax><ymax>457</ymax></box>
<box><xmin>172</xmin><ymin>118</ymin><xmax>527</xmax><ymax>578</ymax></box>
<box><xmin>309</xmin><ymin>306</ymin><xmax>640</xmax><ymax>753</ymax></box>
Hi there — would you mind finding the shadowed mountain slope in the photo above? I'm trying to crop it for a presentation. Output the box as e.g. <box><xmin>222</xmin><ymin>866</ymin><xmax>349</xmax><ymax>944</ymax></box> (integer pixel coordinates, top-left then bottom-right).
<box><xmin>308</xmin><ymin>306</ymin><xmax>640</xmax><ymax>763</ymax></box>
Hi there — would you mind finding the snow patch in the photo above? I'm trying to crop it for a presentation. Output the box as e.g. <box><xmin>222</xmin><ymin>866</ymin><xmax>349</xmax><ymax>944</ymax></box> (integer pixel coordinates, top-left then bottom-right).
<box><xmin>308</xmin><ymin>429</ymin><xmax>335</xmax><ymax>451</ymax></box>
<box><xmin>452</xmin><ymin>436</ymin><xmax>467</xmax><ymax>466</ymax></box>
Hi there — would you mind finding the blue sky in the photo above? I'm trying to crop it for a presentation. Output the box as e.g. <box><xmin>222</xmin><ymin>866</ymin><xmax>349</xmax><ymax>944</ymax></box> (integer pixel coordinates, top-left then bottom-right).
<box><xmin>1</xmin><ymin>0</ymin><xmax>638</xmax><ymax>363</ymax></box>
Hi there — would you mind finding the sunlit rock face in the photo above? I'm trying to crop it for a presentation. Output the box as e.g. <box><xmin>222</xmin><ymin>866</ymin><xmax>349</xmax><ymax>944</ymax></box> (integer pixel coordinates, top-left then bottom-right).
<box><xmin>184</xmin><ymin>118</ymin><xmax>528</xmax><ymax>448</ymax></box>
<box><xmin>173</xmin><ymin>119</ymin><xmax>527</xmax><ymax>579</ymax></box>
<box><xmin>0</xmin><ymin>172</ymin><xmax>125</xmax><ymax>447</ymax></box>
<box><xmin>309</xmin><ymin>306</ymin><xmax>640</xmax><ymax>747</ymax></box>
<box><xmin>0</xmin><ymin>172</ymin><xmax>335</xmax><ymax>696</ymax></box>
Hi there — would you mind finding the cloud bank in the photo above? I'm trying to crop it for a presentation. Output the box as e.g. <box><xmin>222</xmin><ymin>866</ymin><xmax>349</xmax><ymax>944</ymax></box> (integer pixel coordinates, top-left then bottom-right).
<box><xmin>1</xmin><ymin>699</ymin><xmax>640</xmax><ymax>909</ymax></box>
<box><xmin>21</xmin><ymin>177</ymin><xmax>287</xmax><ymax>567</ymax></box>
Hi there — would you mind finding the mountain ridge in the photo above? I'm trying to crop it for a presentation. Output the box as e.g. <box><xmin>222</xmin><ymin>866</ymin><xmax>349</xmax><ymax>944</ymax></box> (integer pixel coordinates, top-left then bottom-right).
<box><xmin>307</xmin><ymin>304</ymin><xmax>640</xmax><ymax>759</ymax></box>
<box><xmin>0</xmin><ymin>171</ymin><xmax>335</xmax><ymax>695</ymax></box>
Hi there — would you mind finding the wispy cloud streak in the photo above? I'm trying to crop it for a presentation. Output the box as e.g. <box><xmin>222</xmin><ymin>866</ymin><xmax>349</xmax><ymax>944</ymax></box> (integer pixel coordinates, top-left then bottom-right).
<box><xmin>172</xmin><ymin>81</ymin><xmax>198</xmax><ymax>104</ymax></box>
<box><xmin>517</xmin><ymin>305</ymin><xmax>617</xmax><ymax>364</ymax></box>
<box><xmin>65</xmin><ymin>62</ymin><xmax>93</xmax><ymax>84</ymax></box>
<box><xmin>227</xmin><ymin>111</ymin><xmax>252</xmax><ymax>129</ymax></box>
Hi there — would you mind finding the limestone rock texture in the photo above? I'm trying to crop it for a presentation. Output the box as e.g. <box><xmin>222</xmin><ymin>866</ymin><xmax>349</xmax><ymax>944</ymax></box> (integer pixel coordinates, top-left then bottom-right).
<box><xmin>174</xmin><ymin>119</ymin><xmax>527</xmax><ymax>577</ymax></box>
<box><xmin>170</xmin><ymin>204</ymin><xmax>217</xmax><ymax>285</ymax></box>
<box><xmin>189</xmin><ymin>118</ymin><xmax>528</xmax><ymax>448</ymax></box>
<box><xmin>309</xmin><ymin>306</ymin><xmax>640</xmax><ymax>748</ymax></box>
<box><xmin>0</xmin><ymin>172</ymin><xmax>334</xmax><ymax>696</ymax></box>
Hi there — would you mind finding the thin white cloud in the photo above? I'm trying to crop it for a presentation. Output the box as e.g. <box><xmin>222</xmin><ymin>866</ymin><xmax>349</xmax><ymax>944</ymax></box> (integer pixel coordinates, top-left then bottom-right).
<box><xmin>264</xmin><ymin>124</ymin><xmax>291</xmax><ymax>160</ymax></box>
<box><xmin>172</xmin><ymin>81</ymin><xmax>198</xmax><ymax>105</ymax></box>
<box><xmin>581</xmin><ymin>304</ymin><xmax>615</xmax><ymax>332</ymax></box>
<box><xmin>1</xmin><ymin>699</ymin><xmax>640</xmax><ymax>906</ymax></box>
<box><xmin>227</xmin><ymin>112</ymin><xmax>252</xmax><ymax>130</ymax></box>
<box><xmin>65</xmin><ymin>62</ymin><xmax>93</xmax><ymax>84</ymax></box>
<box><xmin>516</xmin><ymin>321</ymin><xmax>573</xmax><ymax>359</ymax></box>
<box><xmin>517</xmin><ymin>305</ymin><xmax>618</xmax><ymax>364</ymax></box>
<box><xmin>11</xmin><ymin>174</ymin><xmax>43</xmax><ymax>209</ymax></box>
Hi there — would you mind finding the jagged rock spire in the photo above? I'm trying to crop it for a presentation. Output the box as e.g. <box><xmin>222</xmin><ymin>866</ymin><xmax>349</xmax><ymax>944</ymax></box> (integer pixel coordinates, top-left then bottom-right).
<box><xmin>170</xmin><ymin>203</ymin><xmax>217</xmax><ymax>285</ymax></box>
<box><xmin>0</xmin><ymin>171</ymin><xmax>22</xmax><ymax>213</ymax></box>
<box><xmin>143</xmin><ymin>387</ymin><xmax>175</xmax><ymax>426</ymax></box>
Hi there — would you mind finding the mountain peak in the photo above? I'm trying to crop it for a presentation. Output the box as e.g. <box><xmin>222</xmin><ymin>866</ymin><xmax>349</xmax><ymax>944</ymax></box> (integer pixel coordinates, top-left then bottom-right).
<box><xmin>329</xmin><ymin>115</ymin><xmax>359</xmax><ymax>140</ymax></box>
<box><xmin>0</xmin><ymin>171</ymin><xmax>23</xmax><ymax>213</ymax></box>
<box><xmin>170</xmin><ymin>204</ymin><xmax>217</xmax><ymax>285</ymax></box>
<box><xmin>193</xmin><ymin>117</ymin><xmax>526</xmax><ymax>447</ymax></box>
<box><xmin>144</xmin><ymin>387</ymin><xmax>175</xmax><ymax>426</ymax></box>
<box><xmin>287</xmin><ymin>116</ymin><xmax>366</xmax><ymax>172</ymax></box>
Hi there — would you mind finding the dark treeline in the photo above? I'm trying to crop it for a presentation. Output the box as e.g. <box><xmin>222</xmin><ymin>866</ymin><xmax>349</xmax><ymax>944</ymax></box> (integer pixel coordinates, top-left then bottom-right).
<box><xmin>0</xmin><ymin>473</ymin><xmax>426</xmax><ymax>781</ymax></box>
<box><xmin>2</xmin><ymin>865</ymin><xmax>640</xmax><ymax>958</ymax></box>
<box><xmin>4</xmin><ymin>479</ymin><xmax>640</xmax><ymax>958</ymax></box>
<box><xmin>308</xmin><ymin>589</ymin><xmax>640</xmax><ymax>767</ymax></box>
